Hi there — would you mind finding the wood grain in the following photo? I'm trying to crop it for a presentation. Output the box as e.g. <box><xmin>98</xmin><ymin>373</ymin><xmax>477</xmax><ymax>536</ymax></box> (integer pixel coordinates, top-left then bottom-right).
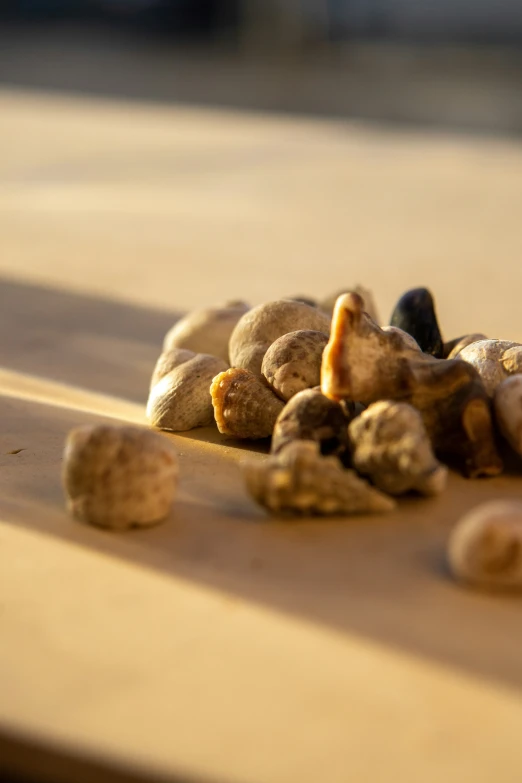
<box><xmin>1</xmin><ymin>88</ymin><xmax>522</xmax><ymax>783</ymax></box>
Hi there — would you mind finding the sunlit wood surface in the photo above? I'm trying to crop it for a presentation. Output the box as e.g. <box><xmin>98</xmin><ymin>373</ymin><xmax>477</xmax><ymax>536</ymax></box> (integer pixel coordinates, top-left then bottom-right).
<box><xmin>1</xmin><ymin>88</ymin><xmax>522</xmax><ymax>783</ymax></box>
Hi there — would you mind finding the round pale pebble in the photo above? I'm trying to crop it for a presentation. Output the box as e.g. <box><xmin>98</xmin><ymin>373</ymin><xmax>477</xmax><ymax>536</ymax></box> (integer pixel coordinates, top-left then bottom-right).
<box><xmin>448</xmin><ymin>500</ymin><xmax>522</xmax><ymax>590</ymax></box>
<box><xmin>445</xmin><ymin>333</ymin><xmax>487</xmax><ymax>360</ymax></box>
<box><xmin>229</xmin><ymin>299</ymin><xmax>330</xmax><ymax>375</ymax></box>
<box><xmin>458</xmin><ymin>339</ymin><xmax>522</xmax><ymax>397</ymax></box>
<box><xmin>63</xmin><ymin>425</ymin><xmax>179</xmax><ymax>530</ymax></box>
<box><xmin>261</xmin><ymin>330</ymin><xmax>329</xmax><ymax>401</ymax></box>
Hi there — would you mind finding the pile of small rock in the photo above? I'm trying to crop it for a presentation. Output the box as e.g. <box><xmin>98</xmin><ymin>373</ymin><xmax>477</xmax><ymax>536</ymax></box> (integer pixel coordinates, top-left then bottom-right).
<box><xmin>62</xmin><ymin>287</ymin><xmax>522</xmax><ymax>591</ymax></box>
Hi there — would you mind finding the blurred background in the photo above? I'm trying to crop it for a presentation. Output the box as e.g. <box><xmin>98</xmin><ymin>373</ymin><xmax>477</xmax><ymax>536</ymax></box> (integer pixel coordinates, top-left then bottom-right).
<box><xmin>1</xmin><ymin>1</ymin><xmax>522</xmax><ymax>330</ymax></box>
<box><xmin>1</xmin><ymin>0</ymin><xmax>522</xmax><ymax>133</ymax></box>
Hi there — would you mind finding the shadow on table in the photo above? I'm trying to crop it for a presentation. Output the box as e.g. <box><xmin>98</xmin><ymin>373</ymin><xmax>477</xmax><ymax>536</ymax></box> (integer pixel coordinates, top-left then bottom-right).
<box><xmin>1</xmin><ymin>275</ymin><xmax>522</xmax><ymax>698</ymax></box>
<box><xmin>0</xmin><ymin>276</ymin><xmax>178</xmax><ymax>403</ymax></box>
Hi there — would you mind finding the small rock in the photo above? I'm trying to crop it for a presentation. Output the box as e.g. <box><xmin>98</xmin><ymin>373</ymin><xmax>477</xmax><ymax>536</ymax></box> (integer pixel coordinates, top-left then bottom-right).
<box><xmin>349</xmin><ymin>400</ymin><xmax>447</xmax><ymax>496</ymax></box>
<box><xmin>261</xmin><ymin>330</ymin><xmax>329</xmax><ymax>402</ymax></box>
<box><xmin>448</xmin><ymin>500</ymin><xmax>522</xmax><ymax>590</ymax></box>
<box><xmin>243</xmin><ymin>440</ymin><xmax>395</xmax><ymax>516</ymax></box>
<box><xmin>210</xmin><ymin>367</ymin><xmax>285</xmax><ymax>439</ymax></box>
<box><xmin>63</xmin><ymin>425</ymin><xmax>178</xmax><ymax>531</ymax></box>
<box><xmin>458</xmin><ymin>339</ymin><xmax>522</xmax><ymax>397</ymax></box>
<box><xmin>390</xmin><ymin>287</ymin><xmax>443</xmax><ymax>357</ymax></box>
<box><xmin>444</xmin><ymin>333</ymin><xmax>487</xmax><ymax>360</ymax></box>
<box><xmin>271</xmin><ymin>386</ymin><xmax>353</xmax><ymax>462</ymax></box>
<box><xmin>147</xmin><ymin>352</ymin><xmax>228</xmax><ymax>432</ymax></box>
<box><xmin>494</xmin><ymin>375</ymin><xmax>522</xmax><ymax>456</ymax></box>
<box><xmin>229</xmin><ymin>299</ymin><xmax>330</xmax><ymax>375</ymax></box>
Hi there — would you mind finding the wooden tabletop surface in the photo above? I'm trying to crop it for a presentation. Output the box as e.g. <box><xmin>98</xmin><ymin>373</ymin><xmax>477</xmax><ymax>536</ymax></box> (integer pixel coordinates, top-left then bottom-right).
<box><xmin>1</xmin><ymin>87</ymin><xmax>522</xmax><ymax>783</ymax></box>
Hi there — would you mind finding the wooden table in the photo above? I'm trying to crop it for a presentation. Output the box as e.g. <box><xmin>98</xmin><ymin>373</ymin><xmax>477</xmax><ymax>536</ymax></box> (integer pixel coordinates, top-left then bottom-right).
<box><xmin>1</xmin><ymin>88</ymin><xmax>522</xmax><ymax>783</ymax></box>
